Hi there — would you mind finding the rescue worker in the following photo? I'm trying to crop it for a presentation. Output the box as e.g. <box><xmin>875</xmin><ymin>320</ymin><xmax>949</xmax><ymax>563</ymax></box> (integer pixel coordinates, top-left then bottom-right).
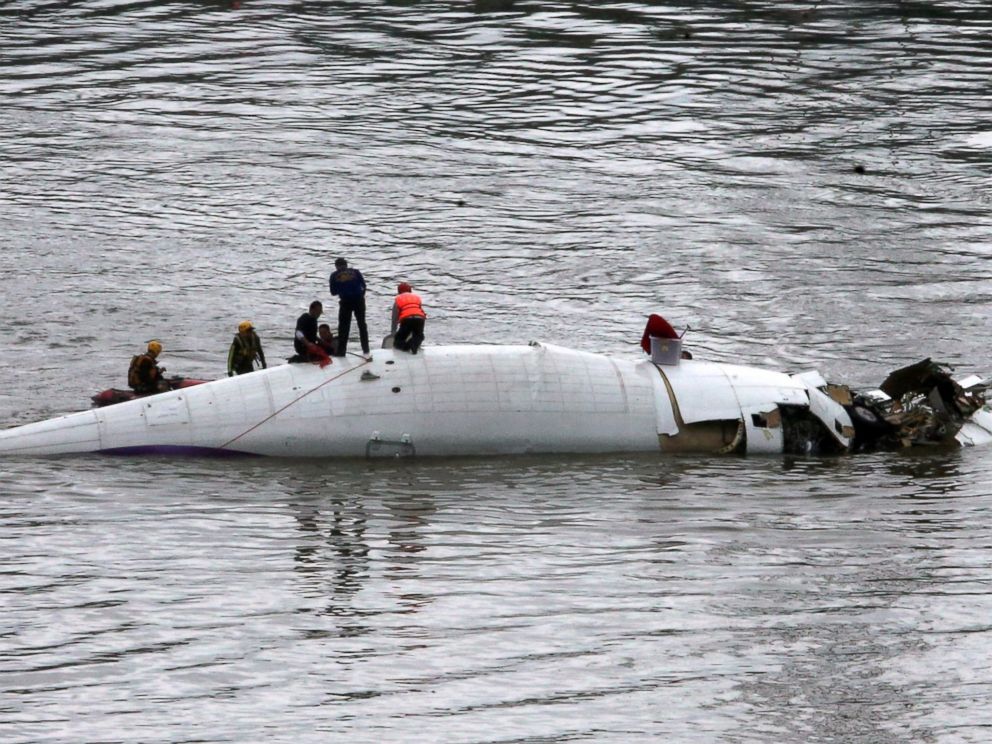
<box><xmin>294</xmin><ymin>300</ymin><xmax>331</xmax><ymax>366</ymax></box>
<box><xmin>316</xmin><ymin>323</ymin><xmax>338</xmax><ymax>356</ymax></box>
<box><xmin>391</xmin><ymin>282</ymin><xmax>427</xmax><ymax>354</ymax></box>
<box><xmin>329</xmin><ymin>257</ymin><xmax>370</xmax><ymax>357</ymax></box>
<box><xmin>228</xmin><ymin>320</ymin><xmax>267</xmax><ymax>376</ymax></box>
<box><xmin>128</xmin><ymin>340</ymin><xmax>168</xmax><ymax>394</ymax></box>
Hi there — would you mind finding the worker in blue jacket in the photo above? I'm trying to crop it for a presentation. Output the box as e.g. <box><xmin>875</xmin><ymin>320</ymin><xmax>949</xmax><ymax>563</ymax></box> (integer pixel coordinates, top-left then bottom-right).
<box><xmin>329</xmin><ymin>257</ymin><xmax>370</xmax><ymax>357</ymax></box>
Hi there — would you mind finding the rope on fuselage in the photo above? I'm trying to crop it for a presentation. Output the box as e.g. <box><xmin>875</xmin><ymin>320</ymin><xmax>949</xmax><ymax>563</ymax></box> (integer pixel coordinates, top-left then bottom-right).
<box><xmin>219</xmin><ymin>358</ymin><xmax>372</xmax><ymax>450</ymax></box>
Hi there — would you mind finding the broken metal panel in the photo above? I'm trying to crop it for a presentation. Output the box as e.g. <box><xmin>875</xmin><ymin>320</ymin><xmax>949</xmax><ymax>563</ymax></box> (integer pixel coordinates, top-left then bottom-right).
<box><xmin>806</xmin><ymin>386</ymin><xmax>855</xmax><ymax>449</ymax></box>
<box><xmin>639</xmin><ymin>360</ymin><xmax>679</xmax><ymax>436</ymax></box>
<box><xmin>743</xmin><ymin>405</ymin><xmax>783</xmax><ymax>454</ymax></box>
<box><xmin>847</xmin><ymin>358</ymin><xmax>988</xmax><ymax>450</ymax></box>
<box><xmin>956</xmin><ymin>408</ymin><xmax>992</xmax><ymax>447</ymax></box>
<box><xmin>722</xmin><ymin>364</ymin><xmax>809</xmax><ymax>409</ymax></box>
<box><xmin>955</xmin><ymin>374</ymin><xmax>990</xmax><ymax>391</ymax></box>
<box><xmin>880</xmin><ymin>358</ymin><xmax>947</xmax><ymax>399</ymax></box>
<box><xmin>824</xmin><ymin>384</ymin><xmax>853</xmax><ymax>406</ymax></box>
<box><xmin>792</xmin><ymin>370</ymin><xmax>827</xmax><ymax>389</ymax></box>
<box><xmin>659</xmin><ymin>361</ymin><xmax>742</xmax><ymax>423</ymax></box>
<box><xmin>658</xmin><ymin>419</ymin><xmax>743</xmax><ymax>454</ymax></box>
<box><xmin>790</xmin><ymin>370</ymin><xmax>855</xmax><ymax>450</ymax></box>
<box><xmin>661</xmin><ymin>361</ymin><xmax>807</xmax><ymax>425</ymax></box>
<box><xmin>860</xmin><ymin>389</ymin><xmax>891</xmax><ymax>404</ymax></box>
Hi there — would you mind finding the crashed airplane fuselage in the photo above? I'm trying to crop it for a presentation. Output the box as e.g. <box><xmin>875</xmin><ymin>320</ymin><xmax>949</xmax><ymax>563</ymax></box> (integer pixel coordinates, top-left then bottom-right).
<box><xmin>0</xmin><ymin>343</ymin><xmax>989</xmax><ymax>458</ymax></box>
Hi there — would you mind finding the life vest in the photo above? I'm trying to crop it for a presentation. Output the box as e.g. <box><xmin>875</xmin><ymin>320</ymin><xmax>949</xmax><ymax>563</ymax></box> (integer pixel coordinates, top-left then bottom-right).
<box><xmin>232</xmin><ymin>332</ymin><xmax>260</xmax><ymax>363</ymax></box>
<box><xmin>395</xmin><ymin>292</ymin><xmax>425</xmax><ymax>321</ymax></box>
<box><xmin>128</xmin><ymin>354</ymin><xmax>158</xmax><ymax>389</ymax></box>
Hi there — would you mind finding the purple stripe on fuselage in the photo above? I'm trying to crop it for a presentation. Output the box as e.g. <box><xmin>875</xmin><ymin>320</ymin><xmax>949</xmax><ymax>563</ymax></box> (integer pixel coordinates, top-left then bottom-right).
<box><xmin>98</xmin><ymin>445</ymin><xmax>260</xmax><ymax>458</ymax></box>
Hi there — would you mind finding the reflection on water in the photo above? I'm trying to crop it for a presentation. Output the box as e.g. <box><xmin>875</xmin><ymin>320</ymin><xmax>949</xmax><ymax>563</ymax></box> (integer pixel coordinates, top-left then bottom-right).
<box><xmin>292</xmin><ymin>497</ymin><xmax>371</xmax><ymax>629</ymax></box>
<box><xmin>380</xmin><ymin>494</ymin><xmax>434</xmax><ymax>615</ymax></box>
<box><xmin>285</xmin><ymin>471</ymin><xmax>438</xmax><ymax>640</ymax></box>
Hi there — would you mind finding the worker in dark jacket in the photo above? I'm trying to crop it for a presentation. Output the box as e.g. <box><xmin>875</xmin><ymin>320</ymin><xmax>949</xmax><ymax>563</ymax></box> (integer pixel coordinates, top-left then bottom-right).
<box><xmin>293</xmin><ymin>300</ymin><xmax>331</xmax><ymax>367</ymax></box>
<box><xmin>391</xmin><ymin>282</ymin><xmax>427</xmax><ymax>354</ymax></box>
<box><xmin>329</xmin><ymin>257</ymin><xmax>370</xmax><ymax>357</ymax></box>
<box><xmin>294</xmin><ymin>301</ymin><xmax>322</xmax><ymax>356</ymax></box>
<box><xmin>228</xmin><ymin>320</ymin><xmax>267</xmax><ymax>376</ymax></box>
<box><xmin>128</xmin><ymin>340</ymin><xmax>168</xmax><ymax>394</ymax></box>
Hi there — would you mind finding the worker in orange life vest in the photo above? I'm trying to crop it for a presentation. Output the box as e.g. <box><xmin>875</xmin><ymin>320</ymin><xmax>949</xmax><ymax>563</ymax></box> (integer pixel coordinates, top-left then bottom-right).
<box><xmin>391</xmin><ymin>282</ymin><xmax>427</xmax><ymax>354</ymax></box>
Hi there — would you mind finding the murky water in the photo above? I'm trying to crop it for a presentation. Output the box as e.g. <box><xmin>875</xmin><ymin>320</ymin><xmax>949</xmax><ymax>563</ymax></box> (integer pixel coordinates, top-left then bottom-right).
<box><xmin>3</xmin><ymin>2</ymin><xmax>992</xmax><ymax>742</ymax></box>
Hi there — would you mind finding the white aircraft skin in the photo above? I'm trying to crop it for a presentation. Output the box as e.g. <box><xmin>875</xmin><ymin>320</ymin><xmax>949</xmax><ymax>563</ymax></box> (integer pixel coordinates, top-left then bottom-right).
<box><xmin>0</xmin><ymin>343</ymin><xmax>989</xmax><ymax>458</ymax></box>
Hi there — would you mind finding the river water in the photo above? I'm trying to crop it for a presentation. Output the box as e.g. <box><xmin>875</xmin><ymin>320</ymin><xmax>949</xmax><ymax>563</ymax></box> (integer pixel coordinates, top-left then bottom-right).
<box><xmin>2</xmin><ymin>2</ymin><xmax>992</xmax><ymax>742</ymax></box>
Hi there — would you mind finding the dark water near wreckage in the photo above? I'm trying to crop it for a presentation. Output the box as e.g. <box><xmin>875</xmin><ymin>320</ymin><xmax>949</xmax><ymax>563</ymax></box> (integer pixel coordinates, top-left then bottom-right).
<box><xmin>3</xmin><ymin>1</ymin><xmax>992</xmax><ymax>742</ymax></box>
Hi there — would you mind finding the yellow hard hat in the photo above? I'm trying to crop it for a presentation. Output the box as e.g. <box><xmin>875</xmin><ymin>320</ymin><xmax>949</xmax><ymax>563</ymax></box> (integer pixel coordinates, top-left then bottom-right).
<box><xmin>238</xmin><ymin>320</ymin><xmax>253</xmax><ymax>333</ymax></box>
<box><xmin>147</xmin><ymin>340</ymin><xmax>163</xmax><ymax>356</ymax></box>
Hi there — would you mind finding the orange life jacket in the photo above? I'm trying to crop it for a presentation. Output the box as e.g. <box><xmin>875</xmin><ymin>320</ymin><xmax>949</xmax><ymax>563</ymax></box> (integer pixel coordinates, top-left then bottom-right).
<box><xmin>395</xmin><ymin>292</ymin><xmax>426</xmax><ymax>321</ymax></box>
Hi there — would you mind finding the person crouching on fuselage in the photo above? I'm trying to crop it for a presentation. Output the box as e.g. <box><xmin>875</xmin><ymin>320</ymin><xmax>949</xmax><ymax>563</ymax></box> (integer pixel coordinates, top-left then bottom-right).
<box><xmin>293</xmin><ymin>300</ymin><xmax>332</xmax><ymax>367</ymax></box>
<box><xmin>391</xmin><ymin>282</ymin><xmax>427</xmax><ymax>354</ymax></box>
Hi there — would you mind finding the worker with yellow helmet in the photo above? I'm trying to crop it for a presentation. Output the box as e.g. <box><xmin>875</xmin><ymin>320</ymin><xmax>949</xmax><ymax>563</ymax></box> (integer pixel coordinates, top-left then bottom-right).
<box><xmin>228</xmin><ymin>320</ymin><xmax>267</xmax><ymax>377</ymax></box>
<box><xmin>128</xmin><ymin>340</ymin><xmax>168</xmax><ymax>394</ymax></box>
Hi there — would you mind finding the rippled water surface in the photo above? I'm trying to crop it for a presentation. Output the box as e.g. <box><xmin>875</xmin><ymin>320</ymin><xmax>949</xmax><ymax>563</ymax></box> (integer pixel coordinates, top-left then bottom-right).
<box><xmin>3</xmin><ymin>1</ymin><xmax>992</xmax><ymax>742</ymax></box>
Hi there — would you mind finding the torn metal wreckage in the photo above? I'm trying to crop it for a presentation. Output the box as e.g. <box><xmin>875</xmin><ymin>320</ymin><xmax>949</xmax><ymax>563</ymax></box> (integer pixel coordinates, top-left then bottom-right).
<box><xmin>751</xmin><ymin>358</ymin><xmax>990</xmax><ymax>456</ymax></box>
<box><xmin>850</xmin><ymin>358</ymin><xmax>990</xmax><ymax>453</ymax></box>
